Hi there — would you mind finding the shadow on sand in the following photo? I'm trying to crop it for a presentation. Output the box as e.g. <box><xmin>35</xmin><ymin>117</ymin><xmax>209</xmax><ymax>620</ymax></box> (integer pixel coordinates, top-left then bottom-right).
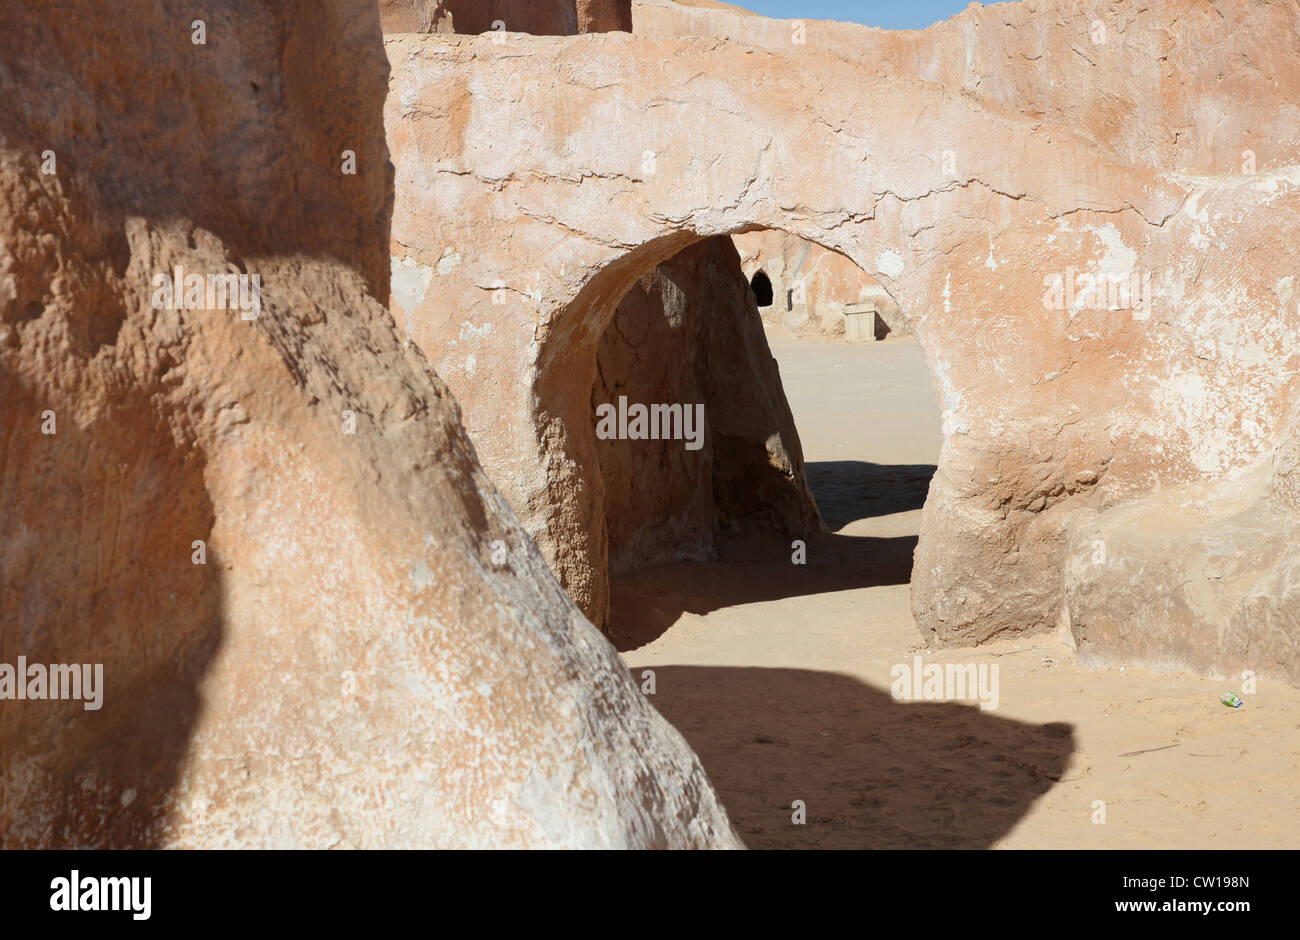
<box><xmin>641</xmin><ymin>665</ymin><xmax>1074</xmax><ymax>849</ymax></box>
<box><xmin>609</xmin><ymin>459</ymin><xmax>1074</xmax><ymax>848</ymax></box>
<box><xmin>611</xmin><ymin>461</ymin><xmax>937</xmax><ymax>650</ymax></box>
<box><xmin>804</xmin><ymin>459</ymin><xmax>936</xmax><ymax>529</ymax></box>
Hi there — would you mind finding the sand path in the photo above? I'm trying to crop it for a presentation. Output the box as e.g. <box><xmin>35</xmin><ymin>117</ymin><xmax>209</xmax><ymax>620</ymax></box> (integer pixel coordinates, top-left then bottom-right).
<box><xmin>615</xmin><ymin>337</ymin><xmax>1300</xmax><ymax>849</ymax></box>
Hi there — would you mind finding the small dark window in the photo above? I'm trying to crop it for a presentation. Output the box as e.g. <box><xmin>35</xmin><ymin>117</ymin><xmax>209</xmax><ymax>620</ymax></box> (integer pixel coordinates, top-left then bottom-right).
<box><xmin>750</xmin><ymin>270</ymin><xmax>773</xmax><ymax>307</ymax></box>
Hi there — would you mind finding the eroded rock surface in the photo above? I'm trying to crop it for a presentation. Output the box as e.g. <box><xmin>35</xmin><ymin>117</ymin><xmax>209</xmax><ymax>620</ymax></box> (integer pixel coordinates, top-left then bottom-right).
<box><xmin>633</xmin><ymin>0</ymin><xmax>1300</xmax><ymax>175</ymax></box>
<box><xmin>1</xmin><ymin>0</ymin><xmax>737</xmax><ymax>848</ymax></box>
<box><xmin>1065</xmin><ymin>397</ymin><xmax>1300</xmax><ymax>686</ymax></box>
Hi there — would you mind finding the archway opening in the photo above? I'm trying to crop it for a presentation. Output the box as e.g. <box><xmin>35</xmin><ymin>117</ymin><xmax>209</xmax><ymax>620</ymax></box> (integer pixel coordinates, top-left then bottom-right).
<box><xmin>749</xmin><ymin>270</ymin><xmax>773</xmax><ymax>308</ymax></box>
<box><xmin>733</xmin><ymin>230</ymin><xmax>906</xmax><ymax>341</ymax></box>
<box><xmin>585</xmin><ymin>230</ymin><xmax>941</xmax><ymax>644</ymax></box>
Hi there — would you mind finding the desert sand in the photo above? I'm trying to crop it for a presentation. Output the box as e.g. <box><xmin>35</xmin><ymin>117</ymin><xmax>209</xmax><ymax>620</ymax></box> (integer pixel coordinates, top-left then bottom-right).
<box><xmin>615</xmin><ymin>337</ymin><xmax>1300</xmax><ymax>849</ymax></box>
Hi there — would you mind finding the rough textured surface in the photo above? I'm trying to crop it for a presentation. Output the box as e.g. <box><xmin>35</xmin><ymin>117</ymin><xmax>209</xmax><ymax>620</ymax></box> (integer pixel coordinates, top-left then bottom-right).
<box><xmin>593</xmin><ymin>236</ymin><xmax>822</xmax><ymax>585</ymax></box>
<box><xmin>379</xmin><ymin>1</ymin><xmax>576</xmax><ymax>34</ymax></box>
<box><xmin>579</xmin><ymin>0</ymin><xmax>633</xmax><ymax>33</ymax></box>
<box><xmin>732</xmin><ymin>230</ymin><xmax>907</xmax><ymax>340</ymax></box>
<box><xmin>1</xmin><ymin>0</ymin><xmax>738</xmax><ymax>849</ymax></box>
<box><xmin>384</xmin><ymin>1</ymin><xmax>1300</xmax><ymax>682</ymax></box>
<box><xmin>1065</xmin><ymin>397</ymin><xmax>1300</xmax><ymax>685</ymax></box>
<box><xmin>633</xmin><ymin>0</ymin><xmax>1300</xmax><ymax>175</ymax></box>
<box><xmin>378</xmin><ymin>0</ymin><xmax>449</xmax><ymax>32</ymax></box>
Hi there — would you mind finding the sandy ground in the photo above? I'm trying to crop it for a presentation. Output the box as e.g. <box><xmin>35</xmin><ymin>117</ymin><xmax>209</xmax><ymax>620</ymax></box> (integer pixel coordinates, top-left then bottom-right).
<box><xmin>614</xmin><ymin>336</ymin><xmax>1300</xmax><ymax>849</ymax></box>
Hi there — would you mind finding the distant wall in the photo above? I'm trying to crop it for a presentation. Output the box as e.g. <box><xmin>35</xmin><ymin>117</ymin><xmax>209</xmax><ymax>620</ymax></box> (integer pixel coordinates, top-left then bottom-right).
<box><xmin>631</xmin><ymin>0</ymin><xmax>1300</xmax><ymax>175</ymax></box>
<box><xmin>732</xmin><ymin>231</ymin><xmax>908</xmax><ymax>340</ymax></box>
<box><xmin>379</xmin><ymin>0</ymin><xmax>630</xmax><ymax>34</ymax></box>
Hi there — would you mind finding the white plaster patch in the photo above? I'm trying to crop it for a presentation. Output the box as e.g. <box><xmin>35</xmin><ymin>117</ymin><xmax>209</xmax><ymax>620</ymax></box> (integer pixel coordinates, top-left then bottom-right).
<box><xmin>1276</xmin><ymin>275</ymin><xmax>1296</xmax><ymax>310</ymax></box>
<box><xmin>399</xmin><ymin>82</ymin><xmax>420</xmax><ymax>115</ymax></box>
<box><xmin>1181</xmin><ymin>187</ymin><xmax>1212</xmax><ymax>224</ymax></box>
<box><xmin>933</xmin><ymin>357</ymin><xmax>968</xmax><ymax>437</ymax></box>
<box><xmin>876</xmin><ymin>249</ymin><xmax>904</xmax><ymax>279</ymax></box>
<box><xmin>437</xmin><ymin>247</ymin><xmax>462</xmax><ymax>275</ymax></box>
<box><xmin>411</xmin><ymin>560</ymin><xmax>435</xmax><ymax>592</ymax></box>
<box><xmin>1249</xmin><ymin>164</ymin><xmax>1300</xmax><ymax>197</ymax></box>
<box><xmin>1090</xmin><ymin>223</ymin><xmax>1137</xmax><ymax>281</ymax></box>
<box><xmin>1151</xmin><ymin>369</ymin><xmax>1234</xmax><ymax>474</ymax></box>
<box><xmin>391</xmin><ymin>256</ymin><xmax>434</xmax><ymax>318</ymax></box>
<box><xmin>1176</xmin><ymin>187</ymin><xmax>1218</xmax><ymax>252</ymax></box>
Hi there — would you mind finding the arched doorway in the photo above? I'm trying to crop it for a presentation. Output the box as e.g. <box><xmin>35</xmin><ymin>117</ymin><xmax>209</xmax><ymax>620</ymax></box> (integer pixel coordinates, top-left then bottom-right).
<box><xmin>533</xmin><ymin>222</ymin><xmax>933</xmax><ymax>638</ymax></box>
<box><xmin>582</xmin><ymin>229</ymin><xmax>938</xmax><ymax>643</ymax></box>
<box><xmin>749</xmin><ymin>270</ymin><xmax>773</xmax><ymax>308</ymax></box>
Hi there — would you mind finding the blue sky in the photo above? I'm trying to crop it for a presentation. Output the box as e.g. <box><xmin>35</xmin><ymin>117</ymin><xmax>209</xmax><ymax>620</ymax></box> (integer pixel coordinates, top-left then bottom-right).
<box><xmin>728</xmin><ymin>1</ymin><xmax>975</xmax><ymax>31</ymax></box>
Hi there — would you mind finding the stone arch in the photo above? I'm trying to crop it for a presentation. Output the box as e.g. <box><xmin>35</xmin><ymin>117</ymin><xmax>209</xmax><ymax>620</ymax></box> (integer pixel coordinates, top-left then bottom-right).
<box><xmin>385</xmin><ymin>32</ymin><xmax>1299</xmax><ymax>660</ymax></box>
<box><xmin>542</xmin><ymin>224</ymin><xmax>923</xmax><ymax>625</ymax></box>
<box><xmin>532</xmin><ymin>218</ymin><xmax>930</xmax><ymax>626</ymax></box>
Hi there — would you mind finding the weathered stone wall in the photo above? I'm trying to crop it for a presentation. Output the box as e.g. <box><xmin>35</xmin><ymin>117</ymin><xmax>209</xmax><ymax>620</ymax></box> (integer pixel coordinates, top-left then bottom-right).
<box><xmin>1</xmin><ymin>0</ymin><xmax>737</xmax><ymax>848</ymax></box>
<box><xmin>579</xmin><ymin>0</ymin><xmax>633</xmax><ymax>33</ymax></box>
<box><xmin>379</xmin><ymin>0</ymin><xmax>630</xmax><ymax>34</ymax></box>
<box><xmin>592</xmin><ymin>236</ymin><xmax>822</xmax><ymax>580</ymax></box>
<box><xmin>1065</xmin><ymin>394</ymin><xmax>1300</xmax><ymax>685</ymax></box>
<box><xmin>385</xmin><ymin>3</ymin><xmax>1300</xmax><ymax>687</ymax></box>
<box><xmin>632</xmin><ymin>0</ymin><xmax>1300</xmax><ymax>176</ymax></box>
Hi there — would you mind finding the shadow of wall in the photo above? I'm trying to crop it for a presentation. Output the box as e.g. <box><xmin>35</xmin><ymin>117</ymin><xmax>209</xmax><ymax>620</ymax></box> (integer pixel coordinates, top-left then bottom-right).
<box><xmin>644</xmin><ymin>665</ymin><xmax>1074</xmax><ymax>849</ymax></box>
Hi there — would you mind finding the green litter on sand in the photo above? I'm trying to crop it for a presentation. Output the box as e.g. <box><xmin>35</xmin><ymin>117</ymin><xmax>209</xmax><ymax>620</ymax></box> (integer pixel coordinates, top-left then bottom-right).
<box><xmin>1220</xmin><ymin>692</ymin><xmax>1244</xmax><ymax>708</ymax></box>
